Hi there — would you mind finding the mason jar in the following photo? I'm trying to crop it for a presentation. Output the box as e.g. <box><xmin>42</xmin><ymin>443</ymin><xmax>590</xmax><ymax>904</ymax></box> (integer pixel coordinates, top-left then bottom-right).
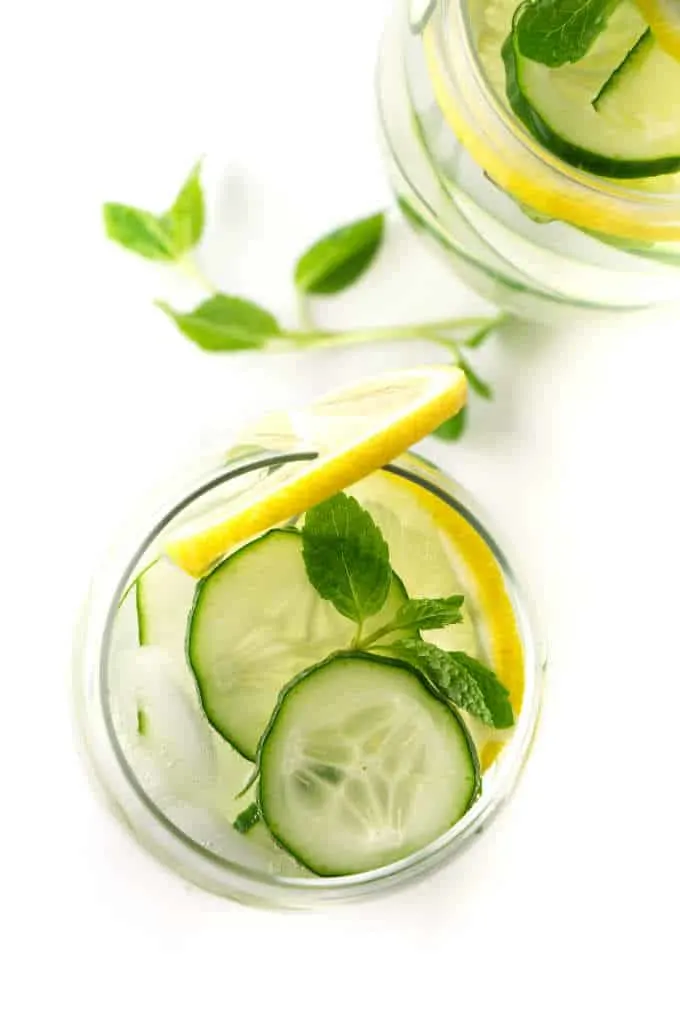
<box><xmin>72</xmin><ymin>437</ymin><xmax>545</xmax><ymax>908</ymax></box>
<box><xmin>377</xmin><ymin>0</ymin><xmax>680</xmax><ymax>322</ymax></box>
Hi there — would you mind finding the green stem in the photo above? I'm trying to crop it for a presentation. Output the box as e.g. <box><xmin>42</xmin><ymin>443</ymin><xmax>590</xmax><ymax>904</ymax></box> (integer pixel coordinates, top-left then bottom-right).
<box><xmin>296</xmin><ymin>289</ymin><xmax>316</xmax><ymax>331</ymax></box>
<box><xmin>178</xmin><ymin>254</ymin><xmax>218</xmax><ymax>294</ymax></box>
<box><xmin>281</xmin><ymin>315</ymin><xmax>500</xmax><ymax>351</ymax></box>
<box><xmin>351</xmin><ymin>619</ymin><xmax>365</xmax><ymax>650</ymax></box>
<box><xmin>463</xmin><ymin>313</ymin><xmax>510</xmax><ymax>348</ymax></box>
<box><xmin>356</xmin><ymin>620</ymin><xmax>395</xmax><ymax>649</ymax></box>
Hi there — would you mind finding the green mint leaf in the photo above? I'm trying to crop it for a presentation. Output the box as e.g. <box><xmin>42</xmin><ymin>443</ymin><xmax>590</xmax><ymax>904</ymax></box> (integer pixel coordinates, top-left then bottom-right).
<box><xmin>302</xmin><ymin>493</ymin><xmax>391</xmax><ymax>623</ymax></box>
<box><xmin>233</xmin><ymin>802</ymin><xmax>261</xmax><ymax>834</ymax></box>
<box><xmin>390</xmin><ymin>595</ymin><xmax>465</xmax><ymax>633</ymax></box>
<box><xmin>103</xmin><ymin>203</ymin><xmax>177</xmax><ymax>261</ymax></box>
<box><xmin>514</xmin><ymin>0</ymin><xmax>618</xmax><ymax>68</ymax></box>
<box><xmin>388</xmin><ymin>638</ymin><xmax>514</xmax><ymax>729</ymax></box>
<box><xmin>162</xmin><ymin>161</ymin><xmax>205</xmax><ymax>254</ymax></box>
<box><xmin>361</xmin><ymin>595</ymin><xmax>464</xmax><ymax>648</ymax></box>
<box><xmin>156</xmin><ymin>295</ymin><xmax>280</xmax><ymax>351</ymax></box>
<box><xmin>295</xmin><ymin>213</ymin><xmax>385</xmax><ymax>295</ymax></box>
<box><xmin>450</xmin><ymin>651</ymin><xmax>515</xmax><ymax>729</ymax></box>
<box><xmin>434</xmin><ymin>406</ymin><xmax>467</xmax><ymax>441</ymax></box>
<box><xmin>458</xmin><ymin>354</ymin><xmax>493</xmax><ymax>400</ymax></box>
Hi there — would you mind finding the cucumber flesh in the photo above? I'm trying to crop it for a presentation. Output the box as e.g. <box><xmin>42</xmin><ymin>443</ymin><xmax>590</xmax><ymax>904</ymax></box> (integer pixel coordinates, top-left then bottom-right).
<box><xmin>136</xmin><ymin>557</ymin><xmax>196</xmax><ymax>659</ymax></box>
<box><xmin>133</xmin><ymin>556</ymin><xmax>254</xmax><ymax>817</ymax></box>
<box><xmin>592</xmin><ymin>29</ymin><xmax>652</xmax><ymax>109</ymax></box>
<box><xmin>504</xmin><ymin>3</ymin><xmax>680</xmax><ymax>178</ymax></box>
<box><xmin>259</xmin><ymin>653</ymin><xmax>480</xmax><ymax>876</ymax></box>
<box><xmin>188</xmin><ymin>530</ymin><xmax>411</xmax><ymax>761</ymax></box>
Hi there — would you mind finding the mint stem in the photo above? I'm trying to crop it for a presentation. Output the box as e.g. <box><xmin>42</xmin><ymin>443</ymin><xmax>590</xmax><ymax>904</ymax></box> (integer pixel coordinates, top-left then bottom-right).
<box><xmin>281</xmin><ymin>315</ymin><xmax>503</xmax><ymax>350</ymax></box>
<box><xmin>296</xmin><ymin>290</ymin><xmax>316</xmax><ymax>331</ymax></box>
<box><xmin>178</xmin><ymin>254</ymin><xmax>218</xmax><ymax>295</ymax></box>
<box><xmin>355</xmin><ymin>619</ymin><xmax>396</xmax><ymax>649</ymax></box>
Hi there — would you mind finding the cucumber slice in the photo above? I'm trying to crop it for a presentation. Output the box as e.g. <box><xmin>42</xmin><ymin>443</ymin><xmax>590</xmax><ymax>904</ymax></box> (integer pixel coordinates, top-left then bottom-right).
<box><xmin>259</xmin><ymin>653</ymin><xmax>480</xmax><ymax>876</ymax></box>
<box><xmin>188</xmin><ymin>530</ymin><xmax>411</xmax><ymax>761</ymax></box>
<box><xmin>592</xmin><ymin>29</ymin><xmax>652</xmax><ymax>109</ymax></box>
<box><xmin>245</xmin><ymin>818</ymin><xmax>310</xmax><ymax>876</ymax></box>
<box><xmin>504</xmin><ymin>3</ymin><xmax>680</xmax><ymax>178</ymax></box>
<box><xmin>136</xmin><ymin>558</ymin><xmax>195</xmax><ymax>659</ymax></box>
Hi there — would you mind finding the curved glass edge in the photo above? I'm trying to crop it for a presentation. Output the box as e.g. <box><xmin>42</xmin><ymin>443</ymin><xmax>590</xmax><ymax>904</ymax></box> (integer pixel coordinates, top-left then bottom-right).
<box><xmin>429</xmin><ymin>0</ymin><xmax>680</xmax><ymax>228</ymax></box>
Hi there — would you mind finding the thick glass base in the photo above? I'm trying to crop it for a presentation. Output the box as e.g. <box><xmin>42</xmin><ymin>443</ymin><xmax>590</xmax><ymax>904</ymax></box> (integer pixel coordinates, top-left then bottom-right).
<box><xmin>376</xmin><ymin>9</ymin><xmax>680</xmax><ymax>324</ymax></box>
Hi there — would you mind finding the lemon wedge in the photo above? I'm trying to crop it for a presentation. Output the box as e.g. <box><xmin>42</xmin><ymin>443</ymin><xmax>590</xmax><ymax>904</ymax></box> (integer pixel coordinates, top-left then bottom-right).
<box><xmin>350</xmin><ymin>467</ymin><xmax>524</xmax><ymax>772</ymax></box>
<box><xmin>635</xmin><ymin>0</ymin><xmax>680</xmax><ymax>59</ymax></box>
<box><xmin>166</xmin><ymin>366</ymin><xmax>467</xmax><ymax>577</ymax></box>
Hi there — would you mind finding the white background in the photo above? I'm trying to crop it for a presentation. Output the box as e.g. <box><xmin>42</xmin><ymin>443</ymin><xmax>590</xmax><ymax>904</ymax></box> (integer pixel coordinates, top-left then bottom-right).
<box><xmin>3</xmin><ymin>0</ymin><xmax>679</xmax><ymax>1014</ymax></box>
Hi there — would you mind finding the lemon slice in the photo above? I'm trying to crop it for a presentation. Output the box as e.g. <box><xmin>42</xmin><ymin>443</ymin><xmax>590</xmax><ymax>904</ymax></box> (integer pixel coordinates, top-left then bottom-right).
<box><xmin>351</xmin><ymin>468</ymin><xmax>524</xmax><ymax>772</ymax></box>
<box><xmin>166</xmin><ymin>366</ymin><xmax>467</xmax><ymax>577</ymax></box>
<box><xmin>635</xmin><ymin>0</ymin><xmax>680</xmax><ymax>59</ymax></box>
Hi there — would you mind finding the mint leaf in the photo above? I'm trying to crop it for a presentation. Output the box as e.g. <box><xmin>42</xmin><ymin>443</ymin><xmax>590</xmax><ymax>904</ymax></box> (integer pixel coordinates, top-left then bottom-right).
<box><xmin>157</xmin><ymin>295</ymin><xmax>280</xmax><ymax>351</ymax></box>
<box><xmin>103</xmin><ymin>203</ymin><xmax>177</xmax><ymax>260</ymax></box>
<box><xmin>392</xmin><ymin>595</ymin><xmax>465</xmax><ymax>631</ymax></box>
<box><xmin>365</xmin><ymin>596</ymin><xmax>465</xmax><ymax>645</ymax></box>
<box><xmin>514</xmin><ymin>0</ymin><xmax>618</xmax><ymax>68</ymax></box>
<box><xmin>451</xmin><ymin>651</ymin><xmax>515</xmax><ymax>729</ymax></box>
<box><xmin>435</xmin><ymin>406</ymin><xmax>467</xmax><ymax>441</ymax></box>
<box><xmin>233</xmin><ymin>802</ymin><xmax>261</xmax><ymax>834</ymax></box>
<box><xmin>302</xmin><ymin>493</ymin><xmax>391</xmax><ymax>623</ymax></box>
<box><xmin>458</xmin><ymin>353</ymin><xmax>493</xmax><ymax>400</ymax></box>
<box><xmin>388</xmin><ymin>638</ymin><xmax>514</xmax><ymax>729</ymax></box>
<box><xmin>295</xmin><ymin>213</ymin><xmax>385</xmax><ymax>295</ymax></box>
<box><xmin>162</xmin><ymin>161</ymin><xmax>204</xmax><ymax>254</ymax></box>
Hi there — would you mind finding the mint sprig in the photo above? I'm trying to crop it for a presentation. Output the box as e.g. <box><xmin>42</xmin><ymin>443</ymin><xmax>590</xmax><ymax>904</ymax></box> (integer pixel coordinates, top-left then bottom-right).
<box><xmin>300</xmin><ymin>494</ymin><xmax>513</xmax><ymax>730</ymax></box>
<box><xmin>513</xmin><ymin>0</ymin><xmax>619</xmax><ymax>68</ymax></box>
<box><xmin>103</xmin><ymin>162</ymin><xmax>507</xmax><ymax>440</ymax></box>
<box><xmin>359</xmin><ymin>595</ymin><xmax>465</xmax><ymax>646</ymax></box>
<box><xmin>103</xmin><ymin>161</ymin><xmax>205</xmax><ymax>262</ymax></box>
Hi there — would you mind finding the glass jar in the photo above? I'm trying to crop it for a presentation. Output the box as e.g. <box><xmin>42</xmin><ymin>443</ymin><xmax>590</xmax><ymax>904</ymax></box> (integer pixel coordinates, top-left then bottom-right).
<box><xmin>73</xmin><ymin>442</ymin><xmax>545</xmax><ymax>908</ymax></box>
<box><xmin>377</xmin><ymin>0</ymin><xmax>680</xmax><ymax>323</ymax></box>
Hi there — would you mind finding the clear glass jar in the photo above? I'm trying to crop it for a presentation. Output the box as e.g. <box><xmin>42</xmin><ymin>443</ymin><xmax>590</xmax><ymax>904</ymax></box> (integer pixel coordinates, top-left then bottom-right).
<box><xmin>73</xmin><ymin>443</ymin><xmax>545</xmax><ymax>908</ymax></box>
<box><xmin>377</xmin><ymin>0</ymin><xmax>680</xmax><ymax>323</ymax></box>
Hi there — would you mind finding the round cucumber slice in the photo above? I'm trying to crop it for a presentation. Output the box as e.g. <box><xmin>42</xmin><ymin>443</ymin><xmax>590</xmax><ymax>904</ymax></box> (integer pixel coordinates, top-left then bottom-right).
<box><xmin>259</xmin><ymin>653</ymin><xmax>480</xmax><ymax>876</ymax></box>
<box><xmin>187</xmin><ymin>530</ymin><xmax>411</xmax><ymax>761</ymax></box>
<box><xmin>504</xmin><ymin>3</ymin><xmax>680</xmax><ymax>178</ymax></box>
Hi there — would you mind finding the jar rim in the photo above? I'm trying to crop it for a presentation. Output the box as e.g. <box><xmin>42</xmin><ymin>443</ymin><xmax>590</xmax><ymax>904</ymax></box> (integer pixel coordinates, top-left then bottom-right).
<box><xmin>74</xmin><ymin>446</ymin><xmax>545</xmax><ymax>905</ymax></box>
<box><xmin>426</xmin><ymin>0</ymin><xmax>680</xmax><ymax>237</ymax></box>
